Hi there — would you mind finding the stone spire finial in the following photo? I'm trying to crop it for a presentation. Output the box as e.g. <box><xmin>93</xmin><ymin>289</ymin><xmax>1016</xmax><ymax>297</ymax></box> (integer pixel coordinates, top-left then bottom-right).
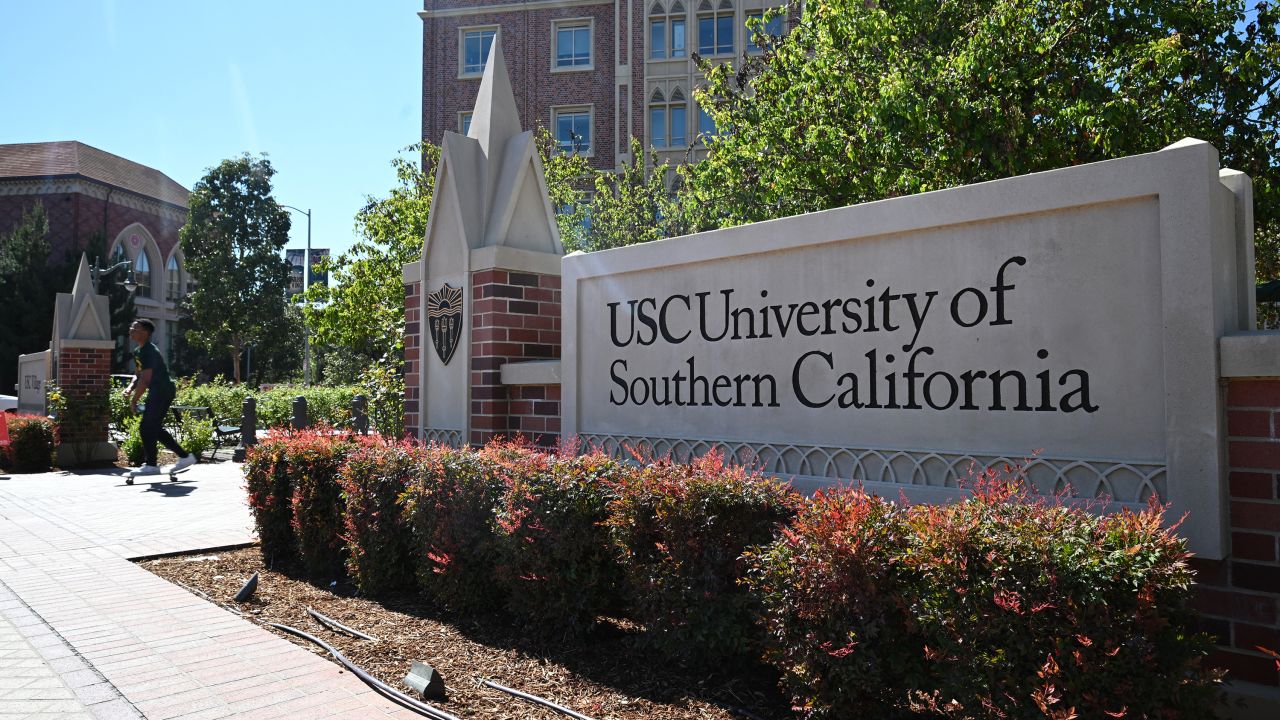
<box><xmin>467</xmin><ymin>34</ymin><xmax>522</xmax><ymax>157</ymax></box>
<box><xmin>70</xmin><ymin>253</ymin><xmax>93</xmax><ymax>298</ymax></box>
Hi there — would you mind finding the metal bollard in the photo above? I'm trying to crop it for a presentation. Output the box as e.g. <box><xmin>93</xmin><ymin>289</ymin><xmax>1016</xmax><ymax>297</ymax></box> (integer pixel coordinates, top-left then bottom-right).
<box><xmin>292</xmin><ymin>395</ymin><xmax>309</xmax><ymax>430</ymax></box>
<box><xmin>352</xmin><ymin>394</ymin><xmax>369</xmax><ymax>435</ymax></box>
<box><xmin>233</xmin><ymin>396</ymin><xmax>257</xmax><ymax>462</ymax></box>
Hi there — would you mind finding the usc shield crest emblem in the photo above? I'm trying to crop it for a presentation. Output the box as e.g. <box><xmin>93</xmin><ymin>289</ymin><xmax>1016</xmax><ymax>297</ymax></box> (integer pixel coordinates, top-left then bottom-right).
<box><xmin>427</xmin><ymin>283</ymin><xmax>463</xmax><ymax>365</ymax></box>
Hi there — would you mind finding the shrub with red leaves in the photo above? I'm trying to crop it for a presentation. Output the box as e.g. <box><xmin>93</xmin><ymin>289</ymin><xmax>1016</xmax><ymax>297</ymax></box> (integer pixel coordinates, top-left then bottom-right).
<box><xmin>747</xmin><ymin>467</ymin><xmax>1222</xmax><ymax>719</ymax></box>
<box><xmin>340</xmin><ymin>442</ymin><xmax>428</xmax><ymax>595</ymax></box>
<box><xmin>492</xmin><ymin>445</ymin><xmax>631</xmax><ymax>636</ymax></box>
<box><xmin>609</xmin><ymin>450</ymin><xmax>799</xmax><ymax>667</ymax></box>
<box><xmin>401</xmin><ymin>444</ymin><xmax>507</xmax><ymax>613</ymax></box>
<box><xmin>244</xmin><ymin>429</ymin><xmax>367</xmax><ymax>573</ymax></box>
<box><xmin>1</xmin><ymin>414</ymin><xmax>56</xmax><ymax>473</ymax></box>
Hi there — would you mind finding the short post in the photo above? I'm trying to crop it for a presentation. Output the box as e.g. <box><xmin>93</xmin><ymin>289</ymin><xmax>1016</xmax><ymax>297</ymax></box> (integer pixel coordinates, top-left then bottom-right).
<box><xmin>292</xmin><ymin>395</ymin><xmax>309</xmax><ymax>430</ymax></box>
<box><xmin>233</xmin><ymin>396</ymin><xmax>257</xmax><ymax>462</ymax></box>
<box><xmin>352</xmin><ymin>394</ymin><xmax>369</xmax><ymax>435</ymax></box>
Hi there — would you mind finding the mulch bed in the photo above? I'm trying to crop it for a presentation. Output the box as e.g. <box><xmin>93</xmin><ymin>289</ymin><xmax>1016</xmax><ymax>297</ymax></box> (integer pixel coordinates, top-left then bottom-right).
<box><xmin>139</xmin><ymin>546</ymin><xmax>789</xmax><ymax>720</ymax></box>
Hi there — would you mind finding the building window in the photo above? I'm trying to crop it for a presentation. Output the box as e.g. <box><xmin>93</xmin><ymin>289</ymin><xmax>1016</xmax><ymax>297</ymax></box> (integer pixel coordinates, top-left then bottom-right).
<box><xmin>135</xmin><ymin>253</ymin><xmax>151</xmax><ymax>298</ymax></box>
<box><xmin>650</xmin><ymin>90</ymin><xmax>688</xmax><ymax>148</ymax></box>
<box><xmin>553</xmin><ymin>107</ymin><xmax>592</xmax><ymax>155</ymax></box>
<box><xmin>554</xmin><ymin>20</ymin><xmax>592</xmax><ymax>69</ymax></box>
<box><xmin>746</xmin><ymin>10</ymin><xmax>783</xmax><ymax>53</ymax></box>
<box><xmin>166</xmin><ymin>256</ymin><xmax>180</xmax><ymax>301</ymax></box>
<box><xmin>460</xmin><ymin>111</ymin><xmax>473</xmax><ymax>135</ymax></box>
<box><xmin>166</xmin><ymin>320</ymin><xmax>178</xmax><ymax>362</ymax></box>
<box><xmin>697</xmin><ymin>9</ymin><xmax>734</xmax><ymax>56</ymax></box>
<box><xmin>460</xmin><ymin>28</ymin><xmax>497</xmax><ymax>76</ymax></box>
<box><xmin>649</xmin><ymin>2</ymin><xmax>687</xmax><ymax>59</ymax></box>
<box><xmin>110</xmin><ymin>243</ymin><xmax>127</xmax><ymax>266</ymax></box>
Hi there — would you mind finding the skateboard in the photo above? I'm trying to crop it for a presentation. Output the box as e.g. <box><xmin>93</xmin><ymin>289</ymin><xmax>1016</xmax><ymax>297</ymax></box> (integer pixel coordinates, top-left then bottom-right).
<box><xmin>125</xmin><ymin>467</ymin><xmax>190</xmax><ymax>485</ymax></box>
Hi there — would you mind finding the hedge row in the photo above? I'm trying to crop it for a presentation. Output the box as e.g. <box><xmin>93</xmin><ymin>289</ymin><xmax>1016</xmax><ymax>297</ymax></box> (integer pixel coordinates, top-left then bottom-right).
<box><xmin>244</xmin><ymin>435</ymin><xmax>1221</xmax><ymax>717</ymax></box>
<box><xmin>173</xmin><ymin>378</ymin><xmax>358</xmax><ymax>429</ymax></box>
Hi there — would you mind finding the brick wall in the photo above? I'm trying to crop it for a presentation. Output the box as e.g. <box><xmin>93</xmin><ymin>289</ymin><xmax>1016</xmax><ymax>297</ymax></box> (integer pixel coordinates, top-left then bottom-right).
<box><xmin>404</xmin><ymin>281</ymin><xmax>422</xmax><ymax>435</ymax></box>
<box><xmin>1192</xmin><ymin>378</ymin><xmax>1280</xmax><ymax>687</ymax></box>
<box><xmin>0</xmin><ymin>188</ymin><xmax>183</xmax><ymax>264</ymax></box>
<box><xmin>470</xmin><ymin>268</ymin><xmax>561</xmax><ymax>446</ymax></box>
<box><xmin>421</xmin><ymin>0</ymin><xmax>621</xmax><ymax>170</ymax></box>
<box><xmin>507</xmin><ymin>383</ymin><xmax>561</xmax><ymax>448</ymax></box>
<box><xmin>54</xmin><ymin>347</ymin><xmax>111</xmax><ymax>445</ymax></box>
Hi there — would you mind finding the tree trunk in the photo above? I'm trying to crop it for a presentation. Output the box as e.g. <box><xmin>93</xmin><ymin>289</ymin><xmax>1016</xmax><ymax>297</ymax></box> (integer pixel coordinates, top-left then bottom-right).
<box><xmin>231</xmin><ymin>348</ymin><xmax>242</xmax><ymax>383</ymax></box>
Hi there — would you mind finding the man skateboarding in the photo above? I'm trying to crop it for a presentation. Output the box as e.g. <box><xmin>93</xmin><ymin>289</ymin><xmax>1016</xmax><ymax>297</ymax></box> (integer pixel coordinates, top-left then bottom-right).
<box><xmin>123</xmin><ymin>319</ymin><xmax>195</xmax><ymax>478</ymax></box>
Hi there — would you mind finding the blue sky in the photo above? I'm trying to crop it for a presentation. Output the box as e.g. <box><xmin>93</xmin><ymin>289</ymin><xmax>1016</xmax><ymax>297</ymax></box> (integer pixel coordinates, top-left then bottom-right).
<box><xmin>0</xmin><ymin>0</ymin><xmax>423</xmax><ymax>260</ymax></box>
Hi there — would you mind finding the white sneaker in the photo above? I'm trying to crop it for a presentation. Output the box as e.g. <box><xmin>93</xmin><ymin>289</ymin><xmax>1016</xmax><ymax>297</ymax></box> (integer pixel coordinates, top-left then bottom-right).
<box><xmin>129</xmin><ymin>465</ymin><xmax>161</xmax><ymax>477</ymax></box>
<box><xmin>165</xmin><ymin>455</ymin><xmax>197</xmax><ymax>473</ymax></box>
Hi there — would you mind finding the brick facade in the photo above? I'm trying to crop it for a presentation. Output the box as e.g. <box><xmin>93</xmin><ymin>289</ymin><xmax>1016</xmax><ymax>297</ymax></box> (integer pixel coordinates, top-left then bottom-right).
<box><xmin>507</xmin><ymin>383</ymin><xmax>561</xmax><ymax>447</ymax></box>
<box><xmin>54</xmin><ymin>346</ymin><xmax>111</xmax><ymax>446</ymax></box>
<box><xmin>469</xmin><ymin>269</ymin><xmax>561</xmax><ymax>446</ymax></box>
<box><xmin>1193</xmin><ymin>378</ymin><xmax>1280</xmax><ymax>687</ymax></box>
<box><xmin>404</xmin><ymin>281</ymin><xmax>423</xmax><ymax>434</ymax></box>
<box><xmin>422</xmin><ymin>0</ymin><xmax>633</xmax><ymax>170</ymax></box>
<box><xmin>0</xmin><ymin>190</ymin><xmax>183</xmax><ymax>266</ymax></box>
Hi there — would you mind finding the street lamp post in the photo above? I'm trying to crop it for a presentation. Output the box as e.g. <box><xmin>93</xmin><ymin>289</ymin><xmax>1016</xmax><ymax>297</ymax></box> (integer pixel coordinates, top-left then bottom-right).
<box><xmin>280</xmin><ymin>204</ymin><xmax>312</xmax><ymax>387</ymax></box>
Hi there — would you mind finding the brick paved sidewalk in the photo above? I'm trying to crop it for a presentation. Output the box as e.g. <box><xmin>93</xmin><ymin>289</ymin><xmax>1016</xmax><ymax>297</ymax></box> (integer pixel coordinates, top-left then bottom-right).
<box><xmin>0</xmin><ymin>462</ymin><xmax>408</xmax><ymax>719</ymax></box>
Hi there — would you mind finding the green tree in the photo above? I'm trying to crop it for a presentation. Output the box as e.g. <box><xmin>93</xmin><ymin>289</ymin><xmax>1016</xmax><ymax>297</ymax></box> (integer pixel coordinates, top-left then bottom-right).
<box><xmin>574</xmin><ymin>138</ymin><xmax>682</xmax><ymax>252</ymax></box>
<box><xmin>303</xmin><ymin>143</ymin><xmax>438</xmax><ymax>362</ymax></box>
<box><xmin>0</xmin><ymin>203</ymin><xmax>56</xmax><ymax>394</ymax></box>
<box><xmin>682</xmin><ymin>0</ymin><xmax>1280</xmax><ymax>299</ymax></box>
<box><xmin>180</xmin><ymin>154</ymin><xmax>293</xmax><ymax>382</ymax></box>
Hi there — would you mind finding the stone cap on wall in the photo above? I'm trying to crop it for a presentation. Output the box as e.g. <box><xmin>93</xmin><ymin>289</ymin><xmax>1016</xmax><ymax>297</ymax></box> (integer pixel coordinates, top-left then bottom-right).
<box><xmin>1221</xmin><ymin>331</ymin><xmax>1280</xmax><ymax>377</ymax></box>
<box><xmin>500</xmin><ymin>360</ymin><xmax>561</xmax><ymax>386</ymax></box>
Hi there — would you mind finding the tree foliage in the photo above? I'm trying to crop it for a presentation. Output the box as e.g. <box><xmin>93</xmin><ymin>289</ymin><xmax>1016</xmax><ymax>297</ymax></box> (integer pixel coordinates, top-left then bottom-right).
<box><xmin>681</xmin><ymin>0</ymin><xmax>1280</xmax><ymax>294</ymax></box>
<box><xmin>303</xmin><ymin>144</ymin><xmax>438</xmax><ymax>362</ymax></box>
<box><xmin>179</xmin><ymin>154</ymin><xmax>293</xmax><ymax>382</ymax></box>
<box><xmin>0</xmin><ymin>203</ymin><xmax>57</xmax><ymax>393</ymax></box>
<box><xmin>566</xmin><ymin>138</ymin><xmax>682</xmax><ymax>253</ymax></box>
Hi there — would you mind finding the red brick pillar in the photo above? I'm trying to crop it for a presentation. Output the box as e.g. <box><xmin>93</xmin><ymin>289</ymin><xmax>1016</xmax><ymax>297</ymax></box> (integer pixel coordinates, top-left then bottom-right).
<box><xmin>55</xmin><ymin>344</ymin><xmax>111</xmax><ymax>445</ymax></box>
<box><xmin>469</xmin><ymin>269</ymin><xmax>560</xmax><ymax>446</ymax></box>
<box><xmin>1193</xmin><ymin>378</ymin><xmax>1280</xmax><ymax>687</ymax></box>
<box><xmin>403</xmin><ymin>280</ymin><xmax>422</xmax><ymax>436</ymax></box>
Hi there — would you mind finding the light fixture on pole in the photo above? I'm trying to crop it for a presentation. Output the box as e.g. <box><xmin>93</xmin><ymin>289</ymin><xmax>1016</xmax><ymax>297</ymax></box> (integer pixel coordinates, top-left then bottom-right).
<box><xmin>279</xmin><ymin>204</ymin><xmax>313</xmax><ymax>387</ymax></box>
<box><xmin>91</xmin><ymin>257</ymin><xmax>138</xmax><ymax>294</ymax></box>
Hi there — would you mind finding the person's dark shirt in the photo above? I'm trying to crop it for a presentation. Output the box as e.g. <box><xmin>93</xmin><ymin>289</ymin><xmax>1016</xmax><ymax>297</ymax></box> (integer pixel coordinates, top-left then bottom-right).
<box><xmin>133</xmin><ymin>341</ymin><xmax>175</xmax><ymax>397</ymax></box>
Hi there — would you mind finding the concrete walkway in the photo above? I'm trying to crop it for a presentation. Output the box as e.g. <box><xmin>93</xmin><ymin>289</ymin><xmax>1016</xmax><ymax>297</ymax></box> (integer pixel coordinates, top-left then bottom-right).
<box><xmin>0</xmin><ymin>461</ymin><xmax>408</xmax><ymax>719</ymax></box>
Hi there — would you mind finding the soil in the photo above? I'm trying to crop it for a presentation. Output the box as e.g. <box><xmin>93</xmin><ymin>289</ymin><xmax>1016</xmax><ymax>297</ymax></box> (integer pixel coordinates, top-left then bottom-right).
<box><xmin>139</xmin><ymin>546</ymin><xmax>789</xmax><ymax>720</ymax></box>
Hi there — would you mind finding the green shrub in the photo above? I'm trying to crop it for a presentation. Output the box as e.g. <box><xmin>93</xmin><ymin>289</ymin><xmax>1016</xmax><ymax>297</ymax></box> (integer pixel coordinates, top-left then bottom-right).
<box><xmin>175</xmin><ymin>378</ymin><xmax>357</xmax><ymax>429</ymax></box>
<box><xmin>609</xmin><ymin>450</ymin><xmax>798</xmax><ymax>666</ymax></box>
<box><xmin>176</xmin><ymin>412</ymin><xmax>214</xmax><ymax>460</ymax></box>
<box><xmin>746</xmin><ymin>470</ymin><xmax>1222</xmax><ymax>718</ymax></box>
<box><xmin>120</xmin><ymin>415</ymin><xmax>144</xmax><ymax>466</ymax></box>
<box><xmin>492</xmin><ymin>445</ymin><xmax>628</xmax><ymax>636</ymax></box>
<box><xmin>2</xmin><ymin>414</ymin><xmax>56</xmax><ymax>473</ymax></box>
<box><xmin>402</xmin><ymin>445</ymin><xmax>507</xmax><ymax>613</ymax></box>
<box><xmin>340</xmin><ymin>442</ymin><xmax>424</xmax><ymax>594</ymax></box>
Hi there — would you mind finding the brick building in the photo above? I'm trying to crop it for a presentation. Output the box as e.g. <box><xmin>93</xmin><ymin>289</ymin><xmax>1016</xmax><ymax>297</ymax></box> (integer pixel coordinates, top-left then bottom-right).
<box><xmin>0</xmin><ymin>141</ymin><xmax>191</xmax><ymax>362</ymax></box>
<box><xmin>419</xmin><ymin>0</ymin><xmax>790</xmax><ymax>171</ymax></box>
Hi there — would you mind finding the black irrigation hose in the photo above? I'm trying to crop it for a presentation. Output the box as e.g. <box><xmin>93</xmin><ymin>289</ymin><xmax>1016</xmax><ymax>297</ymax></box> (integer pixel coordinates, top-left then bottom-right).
<box><xmin>711</xmin><ymin>700</ymin><xmax>771</xmax><ymax>720</ymax></box>
<box><xmin>267</xmin><ymin>623</ymin><xmax>460</xmax><ymax>720</ymax></box>
<box><xmin>478</xmin><ymin>678</ymin><xmax>596</xmax><ymax>720</ymax></box>
<box><xmin>307</xmin><ymin>606</ymin><xmax>379</xmax><ymax>641</ymax></box>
